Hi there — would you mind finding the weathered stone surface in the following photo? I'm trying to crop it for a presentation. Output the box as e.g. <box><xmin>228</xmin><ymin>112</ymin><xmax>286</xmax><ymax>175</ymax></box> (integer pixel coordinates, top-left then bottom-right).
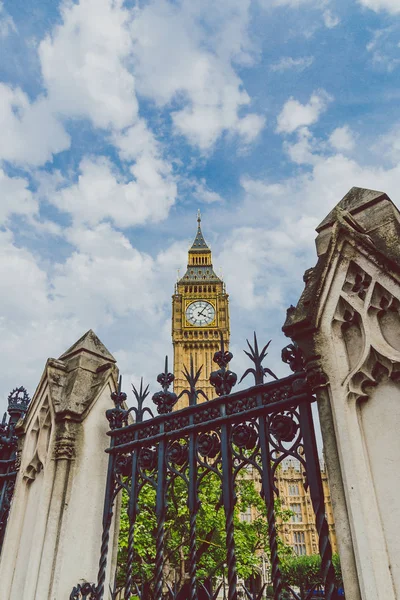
<box><xmin>283</xmin><ymin>187</ymin><xmax>400</xmax><ymax>600</ymax></box>
<box><xmin>0</xmin><ymin>329</ymin><xmax>119</xmax><ymax>599</ymax></box>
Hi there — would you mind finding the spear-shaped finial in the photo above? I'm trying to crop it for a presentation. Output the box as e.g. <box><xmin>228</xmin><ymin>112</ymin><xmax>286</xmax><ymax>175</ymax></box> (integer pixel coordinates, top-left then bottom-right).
<box><xmin>197</xmin><ymin>208</ymin><xmax>201</xmax><ymax>224</ymax></box>
<box><xmin>131</xmin><ymin>377</ymin><xmax>152</xmax><ymax>423</ymax></box>
<box><xmin>180</xmin><ymin>355</ymin><xmax>208</xmax><ymax>406</ymax></box>
<box><xmin>240</xmin><ymin>332</ymin><xmax>278</xmax><ymax>385</ymax></box>
<box><xmin>153</xmin><ymin>356</ymin><xmax>177</xmax><ymax>414</ymax></box>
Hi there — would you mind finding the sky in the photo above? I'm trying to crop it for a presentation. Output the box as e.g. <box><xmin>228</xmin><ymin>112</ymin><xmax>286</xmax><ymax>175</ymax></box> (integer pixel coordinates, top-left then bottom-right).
<box><xmin>1</xmin><ymin>0</ymin><xmax>400</xmax><ymax>413</ymax></box>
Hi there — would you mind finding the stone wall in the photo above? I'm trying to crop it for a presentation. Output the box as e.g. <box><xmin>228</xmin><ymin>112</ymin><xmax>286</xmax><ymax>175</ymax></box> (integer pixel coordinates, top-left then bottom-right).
<box><xmin>284</xmin><ymin>187</ymin><xmax>400</xmax><ymax>600</ymax></box>
<box><xmin>0</xmin><ymin>330</ymin><xmax>119</xmax><ymax>600</ymax></box>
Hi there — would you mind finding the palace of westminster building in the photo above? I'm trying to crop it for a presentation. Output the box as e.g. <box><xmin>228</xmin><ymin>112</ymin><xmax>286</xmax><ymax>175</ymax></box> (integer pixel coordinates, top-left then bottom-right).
<box><xmin>172</xmin><ymin>213</ymin><xmax>337</xmax><ymax>558</ymax></box>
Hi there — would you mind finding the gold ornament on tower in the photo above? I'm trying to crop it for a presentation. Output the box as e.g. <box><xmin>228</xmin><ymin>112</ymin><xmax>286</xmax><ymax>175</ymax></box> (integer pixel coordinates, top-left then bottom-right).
<box><xmin>172</xmin><ymin>211</ymin><xmax>230</xmax><ymax>409</ymax></box>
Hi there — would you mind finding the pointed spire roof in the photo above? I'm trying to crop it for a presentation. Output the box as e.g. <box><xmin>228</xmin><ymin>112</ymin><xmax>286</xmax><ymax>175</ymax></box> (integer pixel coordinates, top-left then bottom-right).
<box><xmin>317</xmin><ymin>187</ymin><xmax>388</xmax><ymax>231</ymax></box>
<box><xmin>59</xmin><ymin>329</ymin><xmax>116</xmax><ymax>362</ymax></box>
<box><xmin>190</xmin><ymin>209</ymin><xmax>210</xmax><ymax>252</ymax></box>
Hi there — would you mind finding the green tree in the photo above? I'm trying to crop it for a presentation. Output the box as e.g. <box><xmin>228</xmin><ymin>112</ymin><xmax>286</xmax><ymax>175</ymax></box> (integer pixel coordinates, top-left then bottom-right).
<box><xmin>117</xmin><ymin>469</ymin><xmax>292</xmax><ymax>594</ymax></box>
<box><xmin>281</xmin><ymin>554</ymin><xmax>342</xmax><ymax>600</ymax></box>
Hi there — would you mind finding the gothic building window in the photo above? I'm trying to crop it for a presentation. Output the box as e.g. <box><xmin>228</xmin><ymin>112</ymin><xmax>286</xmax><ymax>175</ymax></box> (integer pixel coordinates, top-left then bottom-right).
<box><xmin>290</xmin><ymin>503</ymin><xmax>302</xmax><ymax>523</ymax></box>
<box><xmin>240</xmin><ymin>507</ymin><xmax>252</xmax><ymax>523</ymax></box>
<box><xmin>293</xmin><ymin>532</ymin><xmax>306</xmax><ymax>555</ymax></box>
<box><xmin>289</xmin><ymin>484</ymin><xmax>299</xmax><ymax>495</ymax></box>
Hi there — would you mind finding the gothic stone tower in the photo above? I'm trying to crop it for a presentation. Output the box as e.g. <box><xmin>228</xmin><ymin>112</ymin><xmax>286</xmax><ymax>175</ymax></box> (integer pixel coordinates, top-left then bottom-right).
<box><xmin>172</xmin><ymin>213</ymin><xmax>230</xmax><ymax>409</ymax></box>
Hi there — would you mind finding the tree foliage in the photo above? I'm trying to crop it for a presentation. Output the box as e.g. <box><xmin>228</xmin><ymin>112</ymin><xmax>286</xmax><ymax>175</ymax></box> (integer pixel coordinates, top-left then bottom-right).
<box><xmin>281</xmin><ymin>554</ymin><xmax>343</xmax><ymax>600</ymax></box>
<box><xmin>117</xmin><ymin>469</ymin><xmax>292</xmax><ymax>593</ymax></box>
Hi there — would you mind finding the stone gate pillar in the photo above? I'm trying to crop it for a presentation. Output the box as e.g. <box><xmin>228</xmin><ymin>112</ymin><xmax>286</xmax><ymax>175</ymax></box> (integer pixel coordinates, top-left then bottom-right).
<box><xmin>0</xmin><ymin>330</ymin><xmax>119</xmax><ymax>600</ymax></box>
<box><xmin>283</xmin><ymin>187</ymin><xmax>400</xmax><ymax>600</ymax></box>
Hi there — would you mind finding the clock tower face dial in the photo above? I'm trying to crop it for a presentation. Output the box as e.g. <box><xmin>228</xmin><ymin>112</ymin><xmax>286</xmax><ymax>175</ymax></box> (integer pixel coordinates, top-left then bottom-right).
<box><xmin>186</xmin><ymin>301</ymin><xmax>215</xmax><ymax>326</ymax></box>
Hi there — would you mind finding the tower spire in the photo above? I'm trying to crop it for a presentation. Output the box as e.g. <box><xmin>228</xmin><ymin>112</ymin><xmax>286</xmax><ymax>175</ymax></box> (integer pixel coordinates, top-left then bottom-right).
<box><xmin>190</xmin><ymin>210</ymin><xmax>209</xmax><ymax>251</ymax></box>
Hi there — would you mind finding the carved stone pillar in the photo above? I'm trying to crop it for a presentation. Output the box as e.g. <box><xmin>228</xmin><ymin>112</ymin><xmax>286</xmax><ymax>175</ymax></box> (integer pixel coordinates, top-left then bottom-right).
<box><xmin>283</xmin><ymin>187</ymin><xmax>400</xmax><ymax>600</ymax></box>
<box><xmin>0</xmin><ymin>330</ymin><xmax>119</xmax><ymax>600</ymax></box>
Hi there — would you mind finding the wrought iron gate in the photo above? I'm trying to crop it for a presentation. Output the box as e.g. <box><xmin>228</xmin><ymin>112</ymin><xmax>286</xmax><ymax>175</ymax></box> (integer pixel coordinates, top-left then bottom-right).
<box><xmin>0</xmin><ymin>387</ymin><xmax>30</xmax><ymax>554</ymax></box>
<box><xmin>71</xmin><ymin>336</ymin><xmax>338</xmax><ymax>600</ymax></box>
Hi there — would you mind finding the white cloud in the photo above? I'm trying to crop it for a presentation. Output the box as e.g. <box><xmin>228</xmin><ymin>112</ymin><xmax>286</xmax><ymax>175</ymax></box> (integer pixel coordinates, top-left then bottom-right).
<box><xmin>367</xmin><ymin>27</ymin><xmax>400</xmax><ymax>72</ymax></box>
<box><xmin>0</xmin><ymin>220</ymin><xmax>187</xmax><ymax>406</ymax></box>
<box><xmin>323</xmin><ymin>9</ymin><xmax>340</xmax><ymax>28</ymax></box>
<box><xmin>190</xmin><ymin>179</ymin><xmax>223</xmax><ymax>204</ymax></box>
<box><xmin>0</xmin><ymin>84</ymin><xmax>70</xmax><ymax>166</ymax></box>
<box><xmin>0</xmin><ymin>230</ymin><xmax>50</xmax><ymax>322</ymax></box>
<box><xmin>284</xmin><ymin>126</ymin><xmax>319</xmax><ymax>164</ymax></box>
<box><xmin>234</xmin><ymin>114</ymin><xmax>266</xmax><ymax>144</ymax></box>
<box><xmin>276</xmin><ymin>90</ymin><xmax>332</xmax><ymax>134</ymax></box>
<box><xmin>219</xmin><ymin>148</ymin><xmax>400</xmax><ymax>345</ymax></box>
<box><xmin>271</xmin><ymin>0</ymin><xmax>323</xmax><ymax>5</ymax></box>
<box><xmin>39</xmin><ymin>0</ymin><xmax>137</xmax><ymax>130</ymax></box>
<box><xmin>217</xmin><ymin>226</ymin><xmax>299</xmax><ymax>312</ymax></box>
<box><xmin>0</xmin><ymin>0</ymin><xmax>265</xmax><ymax>168</ymax></box>
<box><xmin>270</xmin><ymin>56</ymin><xmax>314</xmax><ymax>72</ymax></box>
<box><xmin>264</xmin><ymin>0</ymin><xmax>340</xmax><ymax>28</ymax></box>
<box><xmin>241</xmin><ymin>131</ymin><xmax>400</xmax><ymax>240</ymax></box>
<box><xmin>0</xmin><ymin>1</ymin><xmax>15</xmax><ymax>38</ymax></box>
<box><xmin>0</xmin><ymin>170</ymin><xmax>37</xmax><ymax>224</ymax></box>
<box><xmin>329</xmin><ymin>126</ymin><xmax>355</xmax><ymax>152</ymax></box>
<box><xmin>130</xmin><ymin>0</ymin><xmax>264</xmax><ymax>149</ymax></box>
<box><xmin>377</xmin><ymin>123</ymin><xmax>400</xmax><ymax>163</ymax></box>
<box><xmin>358</xmin><ymin>0</ymin><xmax>400</xmax><ymax>14</ymax></box>
<box><xmin>48</xmin><ymin>154</ymin><xmax>177</xmax><ymax>228</ymax></box>
<box><xmin>54</xmin><ymin>224</ymin><xmax>158</xmax><ymax>321</ymax></box>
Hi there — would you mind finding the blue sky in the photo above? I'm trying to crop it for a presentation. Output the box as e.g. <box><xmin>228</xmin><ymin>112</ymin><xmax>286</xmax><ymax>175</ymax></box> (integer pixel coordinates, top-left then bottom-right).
<box><xmin>1</xmin><ymin>0</ymin><xmax>400</xmax><ymax>412</ymax></box>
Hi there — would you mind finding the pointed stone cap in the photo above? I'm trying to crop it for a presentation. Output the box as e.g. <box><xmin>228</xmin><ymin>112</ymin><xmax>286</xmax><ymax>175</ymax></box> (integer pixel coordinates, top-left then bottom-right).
<box><xmin>283</xmin><ymin>185</ymin><xmax>400</xmax><ymax>339</ymax></box>
<box><xmin>315</xmin><ymin>186</ymin><xmax>399</xmax><ymax>257</ymax></box>
<box><xmin>59</xmin><ymin>329</ymin><xmax>116</xmax><ymax>363</ymax></box>
<box><xmin>317</xmin><ymin>187</ymin><xmax>388</xmax><ymax>232</ymax></box>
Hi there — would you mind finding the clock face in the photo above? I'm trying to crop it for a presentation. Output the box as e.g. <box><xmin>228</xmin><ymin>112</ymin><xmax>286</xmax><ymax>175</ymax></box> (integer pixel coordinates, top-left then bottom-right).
<box><xmin>186</xmin><ymin>301</ymin><xmax>215</xmax><ymax>326</ymax></box>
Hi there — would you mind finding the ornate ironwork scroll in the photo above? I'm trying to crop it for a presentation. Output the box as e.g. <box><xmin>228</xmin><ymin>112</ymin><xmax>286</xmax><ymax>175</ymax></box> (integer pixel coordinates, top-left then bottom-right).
<box><xmin>72</xmin><ymin>335</ymin><xmax>338</xmax><ymax>600</ymax></box>
<box><xmin>0</xmin><ymin>386</ymin><xmax>30</xmax><ymax>554</ymax></box>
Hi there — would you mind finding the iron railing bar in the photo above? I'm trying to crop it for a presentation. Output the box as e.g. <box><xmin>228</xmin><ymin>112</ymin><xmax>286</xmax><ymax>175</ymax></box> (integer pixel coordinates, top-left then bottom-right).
<box><xmin>107</xmin><ymin>374</ymin><xmax>306</xmax><ymax>439</ymax></box>
<box><xmin>0</xmin><ymin>472</ymin><xmax>17</xmax><ymax>480</ymax></box>
<box><xmin>95</xmin><ymin>436</ymin><xmax>117</xmax><ymax>600</ymax></box>
<box><xmin>256</xmin><ymin>391</ymin><xmax>283</xmax><ymax>600</ymax></box>
<box><xmin>188</xmin><ymin>411</ymin><xmax>199</xmax><ymax>600</ymax></box>
<box><xmin>124</xmin><ymin>444</ymin><xmax>139</xmax><ymax>598</ymax></box>
<box><xmin>220</xmin><ymin>404</ymin><xmax>238</xmax><ymax>600</ymax></box>
<box><xmin>107</xmin><ymin>392</ymin><xmax>312</xmax><ymax>454</ymax></box>
<box><xmin>154</xmin><ymin>421</ymin><xmax>167</xmax><ymax>600</ymax></box>
<box><xmin>298</xmin><ymin>401</ymin><xmax>338</xmax><ymax>600</ymax></box>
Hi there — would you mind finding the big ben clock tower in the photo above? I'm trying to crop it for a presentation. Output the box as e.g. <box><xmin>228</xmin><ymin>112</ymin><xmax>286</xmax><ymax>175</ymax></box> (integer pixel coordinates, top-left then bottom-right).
<box><xmin>172</xmin><ymin>212</ymin><xmax>230</xmax><ymax>409</ymax></box>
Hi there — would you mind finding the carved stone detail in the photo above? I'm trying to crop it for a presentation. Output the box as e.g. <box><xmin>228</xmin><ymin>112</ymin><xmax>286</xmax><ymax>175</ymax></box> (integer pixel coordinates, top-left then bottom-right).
<box><xmin>305</xmin><ymin>360</ymin><xmax>329</xmax><ymax>392</ymax></box>
<box><xmin>54</xmin><ymin>433</ymin><xmax>76</xmax><ymax>461</ymax></box>
<box><xmin>23</xmin><ymin>400</ymin><xmax>52</xmax><ymax>481</ymax></box>
<box><xmin>342</xmin><ymin>261</ymin><xmax>372</xmax><ymax>301</ymax></box>
<box><xmin>348</xmin><ymin>347</ymin><xmax>400</xmax><ymax>402</ymax></box>
<box><xmin>333</xmin><ymin>296</ymin><xmax>360</xmax><ymax>330</ymax></box>
<box><xmin>368</xmin><ymin>282</ymin><xmax>400</xmax><ymax>315</ymax></box>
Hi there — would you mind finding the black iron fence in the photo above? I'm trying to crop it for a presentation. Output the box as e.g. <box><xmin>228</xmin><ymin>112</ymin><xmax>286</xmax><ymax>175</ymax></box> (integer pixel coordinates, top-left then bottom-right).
<box><xmin>72</xmin><ymin>335</ymin><xmax>338</xmax><ymax>600</ymax></box>
<box><xmin>0</xmin><ymin>386</ymin><xmax>30</xmax><ymax>554</ymax></box>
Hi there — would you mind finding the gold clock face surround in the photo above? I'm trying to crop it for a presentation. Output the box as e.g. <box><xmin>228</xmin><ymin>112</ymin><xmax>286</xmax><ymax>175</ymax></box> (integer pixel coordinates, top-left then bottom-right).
<box><xmin>185</xmin><ymin>300</ymin><xmax>215</xmax><ymax>326</ymax></box>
